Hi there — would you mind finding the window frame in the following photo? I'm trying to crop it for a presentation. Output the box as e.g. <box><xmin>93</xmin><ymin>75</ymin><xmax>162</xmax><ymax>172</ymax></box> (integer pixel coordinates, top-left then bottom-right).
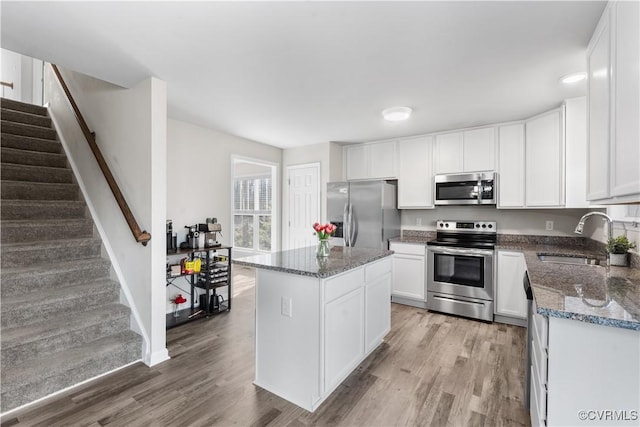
<box><xmin>231</xmin><ymin>155</ymin><xmax>279</xmax><ymax>254</ymax></box>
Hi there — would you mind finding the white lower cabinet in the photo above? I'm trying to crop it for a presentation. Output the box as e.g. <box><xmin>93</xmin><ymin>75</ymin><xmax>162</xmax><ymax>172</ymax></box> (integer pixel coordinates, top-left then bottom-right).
<box><xmin>323</xmin><ymin>257</ymin><xmax>391</xmax><ymax>394</ymax></box>
<box><xmin>530</xmin><ymin>301</ymin><xmax>548</xmax><ymax>427</ymax></box>
<box><xmin>365</xmin><ymin>272</ymin><xmax>391</xmax><ymax>353</ymax></box>
<box><xmin>324</xmin><ymin>286</ymin><xmax>365</xmax><ymax>392</ymax></box>
<box><xmin>254</xmin><ymin>257</ymin><xmax>392</xmax><ymax>412</ymax></box>
<box><xmin>389</xmin><ymin>242</ymin><xmax>426</xmax><ymax>308</ymax></box>
<box><xmin>495</xmin><ymin>251</ymin><xmax>527</xmax><ymax>319</ymax></box>
<box><xmin>540</xmin><ymin>317</ymin><xmax>640</xmax><ymax>426</ymax></box>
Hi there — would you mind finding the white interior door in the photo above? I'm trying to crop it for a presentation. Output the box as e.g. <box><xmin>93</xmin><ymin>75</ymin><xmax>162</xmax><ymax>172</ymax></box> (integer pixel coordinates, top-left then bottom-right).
<box><xmin>287</xmin><ymin>163</ymin><xmax>320</xmax><ymax>250</ymax></box>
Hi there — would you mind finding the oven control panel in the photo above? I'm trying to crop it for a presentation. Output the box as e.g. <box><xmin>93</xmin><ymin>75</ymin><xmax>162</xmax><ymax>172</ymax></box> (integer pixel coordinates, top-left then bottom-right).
<box><xmin>436</xmin><ymin>220</ymin><xmax>497</xmax><ymax>233</ymax></box>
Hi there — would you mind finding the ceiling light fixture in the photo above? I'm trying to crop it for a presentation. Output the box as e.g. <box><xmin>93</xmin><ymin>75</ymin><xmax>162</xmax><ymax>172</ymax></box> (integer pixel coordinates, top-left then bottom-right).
<box><xmin>561</xmin><ymin>72</ymin><xmax>587</xmax><ymax>84</ymax></box>
<box><xmin>382</xmin><ymin>106</ymin><xmax>412</xmax><ymax>122</ymax></box>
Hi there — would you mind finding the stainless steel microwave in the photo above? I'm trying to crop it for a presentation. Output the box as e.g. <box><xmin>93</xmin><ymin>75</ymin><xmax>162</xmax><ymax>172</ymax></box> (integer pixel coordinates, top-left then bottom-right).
<box><xmin>434</xmin><ymin>171</ymin><xmax>496</xmax><ymax>205</ymax></box>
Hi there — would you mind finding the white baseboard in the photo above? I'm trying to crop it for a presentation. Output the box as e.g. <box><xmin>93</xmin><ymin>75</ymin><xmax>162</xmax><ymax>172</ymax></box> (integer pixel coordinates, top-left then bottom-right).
<box><xmin>145</xmin><ymin>348</ymin><xmax>170</xmax><ymax>367</ymax></box>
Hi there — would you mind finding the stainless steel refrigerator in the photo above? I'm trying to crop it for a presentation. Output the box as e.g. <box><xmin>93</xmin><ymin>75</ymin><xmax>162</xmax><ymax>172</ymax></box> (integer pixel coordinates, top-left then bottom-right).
<box><xmin>327</xmin><ymin>180</ymin><xmax>401</xmax><ymax>249</ymax></box>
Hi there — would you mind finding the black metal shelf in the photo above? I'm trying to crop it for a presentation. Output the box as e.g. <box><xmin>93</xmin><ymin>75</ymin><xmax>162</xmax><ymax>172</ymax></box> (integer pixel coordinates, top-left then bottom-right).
<box><xmin>166</xmin><ymin>246</ymin><xmax>232</xmax><ymax>329</ymax></box>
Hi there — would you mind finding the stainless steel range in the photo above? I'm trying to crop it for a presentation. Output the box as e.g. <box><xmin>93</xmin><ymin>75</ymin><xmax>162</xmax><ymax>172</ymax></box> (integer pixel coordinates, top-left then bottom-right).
<box><xmin>426</xmin><ymin>220</ymin><xmax>496</xmax><ymax>322</ymax></box>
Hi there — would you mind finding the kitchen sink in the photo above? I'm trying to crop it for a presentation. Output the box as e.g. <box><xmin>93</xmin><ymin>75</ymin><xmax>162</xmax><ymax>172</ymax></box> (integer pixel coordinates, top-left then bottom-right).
<box><xmin>537</xmin><ymin>253</ymin><xmax>602</xmax><ymax>266</ymax></box>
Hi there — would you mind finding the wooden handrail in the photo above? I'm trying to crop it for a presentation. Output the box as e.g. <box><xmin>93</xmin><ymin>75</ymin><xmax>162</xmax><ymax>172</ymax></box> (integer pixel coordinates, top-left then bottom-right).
<box><xmin>51</xmin><ymin>64</ymin><xmax>151</xmax><ymax>246</ymax></box>
<box><xmin>1</xmin><ymin>81</ymin><xmax>14</xmax><ymax>89</ymax></box>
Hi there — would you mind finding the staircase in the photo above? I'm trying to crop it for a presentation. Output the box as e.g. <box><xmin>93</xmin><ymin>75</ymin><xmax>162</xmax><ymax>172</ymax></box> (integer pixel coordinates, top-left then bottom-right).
<box><xmin>0</xmin><ymin>98</ymin><xmax>142</xmax><ymax>413</ymax></box>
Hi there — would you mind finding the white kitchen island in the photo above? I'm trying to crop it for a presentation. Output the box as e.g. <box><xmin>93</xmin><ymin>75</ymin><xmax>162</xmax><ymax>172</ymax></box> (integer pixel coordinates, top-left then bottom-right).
<box><xmin>234</xmin><ymin>245</ymin><xmax>393</xmax><ymax>412</ymax></box>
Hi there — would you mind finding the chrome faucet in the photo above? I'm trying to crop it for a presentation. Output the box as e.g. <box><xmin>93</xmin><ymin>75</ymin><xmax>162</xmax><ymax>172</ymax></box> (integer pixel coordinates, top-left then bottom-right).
<box><xmin>574</xmin><ymin>211</ymin><xmax>614</xmax><ymax>266</ymax></box>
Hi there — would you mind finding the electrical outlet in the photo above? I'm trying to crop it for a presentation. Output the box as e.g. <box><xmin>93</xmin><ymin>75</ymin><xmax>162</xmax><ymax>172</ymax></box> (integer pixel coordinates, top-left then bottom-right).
<box><xmin>281</xmin><ymin>297</ymin><xmax>293</xmax><ymax>317</ymax></box>
<box><xmin>416</xmin><ymin>217</ymin><xmax>422</xmax><ymax>226</ymax></box>
<box><xmin>546</xmin><ymin>221</ymin><xmax>554</xmax><ymax>231</ymax></box>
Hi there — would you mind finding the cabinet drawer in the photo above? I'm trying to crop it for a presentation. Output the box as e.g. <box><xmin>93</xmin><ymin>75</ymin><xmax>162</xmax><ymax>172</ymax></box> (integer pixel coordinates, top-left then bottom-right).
<box><xmin>365</xmin><ymin>258</ymin><xmax>392</xmax><ymax>282</ymax></box>
<box><xmin>389</xmin><ymin>242</ymin><xmax>426</xmax><ymax>256</ymax></box>
<box><xmin>324</xmin><ymin>268</ymin><xmax>365</xmax><ymax>303</ymax></box>
<box><xmin>532</xmin><ymin>332</ymin><xmax>548</xmax><ymax>388</ymax></box>
<box><xmin>530</xmin><ymin>366</ymin><xmax>547</xmax><ymax>426</ymax></box>
<box><xmin>532</xmin><ymin>311</ymin><xmax>548</xmax><ymax>351</ymax></box>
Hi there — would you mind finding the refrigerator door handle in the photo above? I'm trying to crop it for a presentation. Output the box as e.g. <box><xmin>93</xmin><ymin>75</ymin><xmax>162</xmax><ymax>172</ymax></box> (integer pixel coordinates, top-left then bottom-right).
<box><xmin>343</xmin><ymin>203</ymin><xmax>350</xmax><ymax>246</ymax></box>
<box><xmin>349</xmin><ymin>203</ymin><xmax>356</xmax><ymax>246</ymax></box>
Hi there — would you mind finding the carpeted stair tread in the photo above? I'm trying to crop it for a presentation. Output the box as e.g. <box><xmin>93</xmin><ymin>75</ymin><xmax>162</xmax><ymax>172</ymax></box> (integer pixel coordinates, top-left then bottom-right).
<box><xmin>0</xmin><ymin>200</ymin><xmax>87</xmax><ymax>220</ymax></box>
<box><xmin>1</xmin><ymin>108</ymin><xmax>52</xmax><ymax>128</ymax></box>
<box><xmin>0</xmin><ymin>98</ymin><xmax>48</xmax><ymax>116</ymax></box>
<box><xmin>1</xmin><ymin>218</ymin><xmax>94</xmax><ymax>244</ymax></box>
<box><xmin>1</xmin><ymin>133</ymin><xmax>62</xmax><ymax>154</ymax></box>
<box><xmin>1</xmin><ymin>162</ymin><xmax>74</xmax><ymax>183</ymax></box>
<box><xmin>1</xmin><ymin>146</ymin><xmax>68</xmax><ymax>168</ymax></box>
<box><xmin>1</xmin><ymin>180</ymin><xmax>80</xmax><ymax>201</ymax></box>
<box><xmin>1</xmin><ymin>120</ymin><xmax>57</xmax><ymax>140</ymax></box>
<box><xmin>1</xmin><ymin>305</ymin><xmax>132</xmax><ymax>369</ymax></box>
<box><xmin>1</xmin><ymin>303</ymin><xmax>130</xmax><ymax>348</ymax></box>
<box><xmin>1</xmin><ymin>278</ymin><xmax>118</xmax><ymax>310</ymax></box>
<box><xmin>1</xmin><ymin>330</ymin><xmax>141</xmax><ymax>387</ymax></box>
<box><xmin>0</xmin><ymin>279</ymin><xmax>120</xmax><ymax>328</ymax></box>
<box><xmin>1</xmin><ymin>237</ymin><xmax>102</xmax><ymax>268</ymax></box>
<box><xmin>1</xmin><ymin>330</ymin><xmax>141</xmax><ymax>411</ymax></box>
<box><xmin>1</xmin><ymin>258</ymin><xmax>110</xmax><ymax>297</ymax></box>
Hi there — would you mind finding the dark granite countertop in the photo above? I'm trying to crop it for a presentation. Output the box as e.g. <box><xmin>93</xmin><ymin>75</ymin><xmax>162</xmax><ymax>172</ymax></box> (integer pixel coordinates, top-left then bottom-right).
<box><xmin>498</xmin><ymin>241</ymin><xmax>640</xmax><ymax>331</ymax></box>
<box><xmin>233</xmin><ymin>245</ymin><xmax>393</xmax><ymax>279</ymax></box>
<box><xmin>389</xmin><ymin>237</ymin><xmax>431</xmax><ymax>245</ymax></box>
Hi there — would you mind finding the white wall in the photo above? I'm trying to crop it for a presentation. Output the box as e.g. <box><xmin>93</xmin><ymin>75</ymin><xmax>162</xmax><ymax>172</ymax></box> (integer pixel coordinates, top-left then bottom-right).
<box><xmin>45</xmin><ymin>65</ymin><xmax>168</xmax><ymax>366</ymax></box>
<box><xmin>281</xmin><ymin>142</ymin><xmax>343</xmax><ymax>249</ymax></box>
<box><xmin>401</xmin><ymin>206</ymin><xmax>594</xmax><ymax>236</ymax></box>
<box><xmin>166</xmin><ymin>118</ymin><xmax>282</xmax><ymax>312</ymax></box>
<box><xmin>167</xmin><ymin>118</ymin><xmax>282</xmax><ymax>245</ymax></box>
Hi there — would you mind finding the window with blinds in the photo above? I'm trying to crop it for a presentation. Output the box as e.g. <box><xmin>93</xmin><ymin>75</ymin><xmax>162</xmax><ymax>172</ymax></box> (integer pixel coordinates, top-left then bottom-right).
<box><xmin>232</xmin><ymin>159</ymin><xmax>276</xmax><ymax>252</ymax></box>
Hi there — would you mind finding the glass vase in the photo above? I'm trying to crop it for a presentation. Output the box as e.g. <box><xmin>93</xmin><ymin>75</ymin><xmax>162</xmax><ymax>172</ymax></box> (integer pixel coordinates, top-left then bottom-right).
<box><xmin>316</xmin><ymin>239</ymin><xmax>330</xmax><ymax>257</ymax></box>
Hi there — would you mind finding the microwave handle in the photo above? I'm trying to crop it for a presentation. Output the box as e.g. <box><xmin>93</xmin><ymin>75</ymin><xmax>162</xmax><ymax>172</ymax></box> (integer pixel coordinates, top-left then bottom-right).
<box><xmin>477</xmin><ymin>178</ymin><xmax>482</xmax><ymax>204</ymax></box>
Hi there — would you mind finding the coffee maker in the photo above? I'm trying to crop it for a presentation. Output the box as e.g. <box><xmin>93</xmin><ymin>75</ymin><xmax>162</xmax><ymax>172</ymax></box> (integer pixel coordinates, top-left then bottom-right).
<box><xmin>204</xmin><ymin>218</ymin><xmax>222</xmax><ymax>247</ymax></box>
<box><xmin>185</xmin><ymin>225</ymin><xmax>201</xmax><ymax>249</ymax></box>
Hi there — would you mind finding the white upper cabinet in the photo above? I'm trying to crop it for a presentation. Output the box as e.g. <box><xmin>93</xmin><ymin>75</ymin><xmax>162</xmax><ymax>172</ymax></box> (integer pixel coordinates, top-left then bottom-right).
<box><xmin>587</xmin><ymin>6</ymin><xmax>612</xmax><ymax>201</ymax></box>
<box><xmin>611</xmin><ymin>0</ymin><xmax>640</xmax><ymax>199</ymax></box>
<box><xmin>434</xmin><ymin>132</ymin><xmax>463</xmax><ymax>174</ymax></box>
<box><xmin>345</xmin><ymin>141</ymin><xmax>396</xmax><ymax>181</ymax></box>
<box><xmin>434</xmin><ymin>128</ymin><xmax>495</xmax><ymax>174</ymax></box>
<box><xmin>564</xmin><ymin>97</ymin><xmax>590</xmax><ymax>208</ymax></box>
<box><xmin>587</xmin><ymin>1</ymin><xmax>640</xmax><ymax>203</ymax></box>
<box><xmin>525</xmin><ymin>109</ymin><xmax>565</xmax><ymax>207</ymax></box>
<box><xmin>397</xmin><ymin>136</ymin><xmax>434</xmax><ymax>209</ymax></box>
<box><xmin>345</xmin><ymin>145</ymin><xmax>368</xmax><ymax>180</ymax></box>
<box><xmin>497</xmin><ymin>123</ymin><xmax>525</xmax><ymax>208</ymax></box>
<box><xmin>463</xmin><ymin>127</ymin><xmax>495</xmax><ymax>172</ymax></box>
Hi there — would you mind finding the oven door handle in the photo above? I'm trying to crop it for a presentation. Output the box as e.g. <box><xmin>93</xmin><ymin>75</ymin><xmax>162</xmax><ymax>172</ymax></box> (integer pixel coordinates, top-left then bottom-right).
<box><xmin>432</xmin><ymin>295</ymin><xmax>487</xmax><ymax>307</ymax></box>
<box><xmin>428</xmin><ymin>246</ymin><xmax>494</xmax><ymax>257</ymax></box>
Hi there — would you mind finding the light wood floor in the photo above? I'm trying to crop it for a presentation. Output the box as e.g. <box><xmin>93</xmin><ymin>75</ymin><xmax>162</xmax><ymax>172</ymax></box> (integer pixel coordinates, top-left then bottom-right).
<box><xmin>2</xmin><ymin>267</ymin><xmax>530</xmax><ymax>427</ymax></box>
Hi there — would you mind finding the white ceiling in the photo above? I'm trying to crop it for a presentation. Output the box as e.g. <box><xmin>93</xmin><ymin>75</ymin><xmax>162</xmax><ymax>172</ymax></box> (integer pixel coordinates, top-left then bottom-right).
<box><xmin>1</xmin><ymin>1</ymin><xmax>606</xmax><ymax>149</ymax></box>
